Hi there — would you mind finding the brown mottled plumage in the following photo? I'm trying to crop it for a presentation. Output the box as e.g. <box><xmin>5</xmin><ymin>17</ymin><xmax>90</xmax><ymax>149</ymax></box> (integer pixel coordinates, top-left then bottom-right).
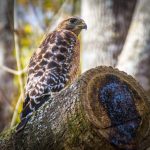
<box><xmin>16</xmin><ymin>17</ymin><xmax>87</xmax><ymax>132</ymax></box>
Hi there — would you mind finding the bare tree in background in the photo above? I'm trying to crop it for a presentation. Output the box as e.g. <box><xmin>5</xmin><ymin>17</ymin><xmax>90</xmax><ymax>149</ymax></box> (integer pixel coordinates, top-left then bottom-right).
<box><xmin>81</xmin><ymin>0</ymin><xmax>137</xmax><ymax>72</ymax></box>
<box><xmin>0</xmin><ymin>0</ymin><xmax>16</xmax><ymax>132</ymax></box>
<box><xmin>117</xmin><ymin>0</ymin><xmax>150</xmax><ymax>98</ymax></box>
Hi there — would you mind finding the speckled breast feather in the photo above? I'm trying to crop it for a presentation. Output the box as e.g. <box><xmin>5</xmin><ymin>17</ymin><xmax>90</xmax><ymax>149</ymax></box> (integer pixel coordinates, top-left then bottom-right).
<box><xmin>22</xmin><ymin>29</ymin><xmax>80</xmax><ymax>119</ymax></box>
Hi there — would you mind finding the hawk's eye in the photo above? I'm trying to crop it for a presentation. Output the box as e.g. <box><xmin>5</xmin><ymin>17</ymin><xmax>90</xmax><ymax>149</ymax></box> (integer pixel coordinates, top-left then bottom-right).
<box><xmin>69</xmin><ymin>18</ymin><xmax>78</xmax><ymax>24</ymax></box>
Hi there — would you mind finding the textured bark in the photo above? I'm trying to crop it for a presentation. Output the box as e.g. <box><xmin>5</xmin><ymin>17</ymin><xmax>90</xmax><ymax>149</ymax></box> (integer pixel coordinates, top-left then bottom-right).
<box><xmin>81</xmin><ymin>0</ymin><xmax>137</xmax><ymax>72</ymax></box>
<box><xmin>0</xmin><ymin>66</ymin><xmax>149</xmax><ymax>150</ymax></box>
<box><xmin>117</xmin><ymin>0</ymin><xmax>150</xmax><ymax>98</ymax></box>
<box><xmin>0</xmin><ymin>0</ymin><xmax>16</xmax><ymax>132</ymax></box>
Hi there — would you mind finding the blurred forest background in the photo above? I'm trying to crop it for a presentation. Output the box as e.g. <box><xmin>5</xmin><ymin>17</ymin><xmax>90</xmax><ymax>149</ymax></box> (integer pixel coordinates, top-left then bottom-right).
<box><xmin>0</xmin><ymin>0</ymin><xmax>149</xmax><ymax>133</ymax></box>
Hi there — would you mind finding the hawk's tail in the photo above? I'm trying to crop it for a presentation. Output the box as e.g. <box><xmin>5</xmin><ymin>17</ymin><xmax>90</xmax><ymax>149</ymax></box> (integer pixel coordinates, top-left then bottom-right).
<box><xmin>16</xmin><ymin>93</ymin><xmax>51</xmax><ymax>133</ymax></box>
<box><xmin>16</xmin><ymin>116</ymin><xmax>30</xmax><ymax>133</ymax></box>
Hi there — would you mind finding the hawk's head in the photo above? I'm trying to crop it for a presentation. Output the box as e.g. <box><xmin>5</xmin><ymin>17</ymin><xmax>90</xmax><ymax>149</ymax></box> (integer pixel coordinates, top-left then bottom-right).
<box><xmin>57</xmin><ymin>17</ymin><xmax>87</xmax><ymax>35</ymax></box>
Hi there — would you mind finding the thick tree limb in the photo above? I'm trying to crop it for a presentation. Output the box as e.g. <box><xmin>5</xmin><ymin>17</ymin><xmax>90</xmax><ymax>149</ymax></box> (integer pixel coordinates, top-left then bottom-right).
<box><xmin>0</xmin><ymin>66</ymin><xmax>149</xmax><ymax>150</ymax></box>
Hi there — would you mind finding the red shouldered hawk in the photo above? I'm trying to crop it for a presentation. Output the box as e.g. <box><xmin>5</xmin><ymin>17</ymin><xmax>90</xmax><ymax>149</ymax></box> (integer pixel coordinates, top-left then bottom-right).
<box><xmin>16</xmin><ymin>17</ymin><xmax>87</xmax><ymax>132</ymax></box>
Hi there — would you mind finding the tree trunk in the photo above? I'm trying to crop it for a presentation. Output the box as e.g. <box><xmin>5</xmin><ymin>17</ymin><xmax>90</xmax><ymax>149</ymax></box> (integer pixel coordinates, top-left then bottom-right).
<box><xmin>0</xmin><ymin>0</ymin><xmax>16</xmax><ymax>132</ymax></box>
<box><xmin>81</xmin><ymin>0</ymin><xmax>137</xmax><ymax>72</ymax></box>
<box><xmin>117</xmin><ymin>0</ymin><xmax>150</xmax><ymax>98</ymax></box>
<box><xmin>0</xmin><ymin>66</ymin><xmax>149</xmax><ymax>150</ymax></box>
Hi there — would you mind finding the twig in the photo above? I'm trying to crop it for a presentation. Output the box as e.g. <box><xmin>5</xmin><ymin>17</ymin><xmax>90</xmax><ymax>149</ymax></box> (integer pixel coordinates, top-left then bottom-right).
<box><xmin>45</xmin><ymin>0</ymin><xmax>68</xmax><ymax>33</ymax></box>
<box><xmin>10</xmin><ymin>94</ymin><xmax>22</xmax><ymax>127</ymax></box>
<box><xmin>30</xmin><ymin>0</ymin><xmax>46</xmax><ymax>32</ymax></box>
<box><xmin>10</xmin><ymin>0</ymin><xmax>25</xmax><ymax>127</ymax></box>
<box><xmin>0</xmin><ymin>65</ymin><xmax>27</xmax><ymax>75</ymax></box>
<box><xmin>14</xmin><ymin>33</ymin><xmax>25</xmax><ymax>101</ymax></box>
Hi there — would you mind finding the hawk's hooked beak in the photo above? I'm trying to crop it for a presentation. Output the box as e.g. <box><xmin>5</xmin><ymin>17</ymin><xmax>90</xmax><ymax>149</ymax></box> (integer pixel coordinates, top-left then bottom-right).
<box><xmin>81</xmin><ymin>21</ymin><xmax>87</xmax><ymax>30</ymax></box>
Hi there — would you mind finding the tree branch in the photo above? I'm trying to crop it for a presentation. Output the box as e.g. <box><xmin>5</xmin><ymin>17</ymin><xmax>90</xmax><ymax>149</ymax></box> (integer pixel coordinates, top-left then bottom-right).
<box><xmin>0</xmin><ymin>66</ymin><xmax>149</xmax><ymax>150</ymax></box>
